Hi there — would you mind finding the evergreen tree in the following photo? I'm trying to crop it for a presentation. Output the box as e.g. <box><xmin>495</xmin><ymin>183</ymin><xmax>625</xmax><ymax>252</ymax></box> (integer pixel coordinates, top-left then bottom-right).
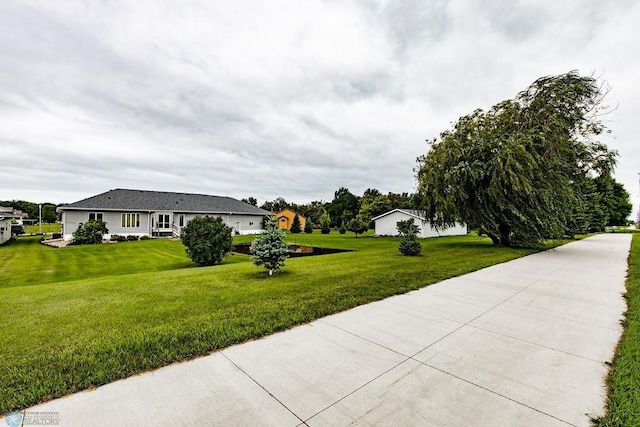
<box><xmin>251</xmin><ymin>216</ymin><xmax>289</xmax><ymax>276</ymax></box>
<box><xmin>290</xmin><ymin>214</ymin><xmax>302</xmax><ymax>233</ymax></box>
<box><xmin>396</xmin><ymin>218</ymin><xmax>421</xmax><ymax>236</ymax></box>
<box><xmin>304</xmin><ymin>221</ymin><xmax>313</xmax><ymax>234</ymax></box>
<box><xmin>399</xmin><ymin>231</ymin><xmax>422</xmax><ymax>256</ymax></box>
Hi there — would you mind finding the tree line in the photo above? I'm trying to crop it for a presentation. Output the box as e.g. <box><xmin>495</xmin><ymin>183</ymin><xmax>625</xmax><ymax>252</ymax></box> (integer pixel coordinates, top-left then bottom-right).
<box><xmin>0</xmin><ymin>200</ymin><xmax>58</xmax><ymax>223</ymax></box>
<box><xmin>243</xmin><ymin>188</ymin><xmax>416</xmax><ymax>229</ymax></box>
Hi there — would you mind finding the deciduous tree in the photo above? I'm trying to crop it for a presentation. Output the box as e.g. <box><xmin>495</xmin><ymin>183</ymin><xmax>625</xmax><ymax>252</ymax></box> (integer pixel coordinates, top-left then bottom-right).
<box><xmin>416</xmin><ymin>71</ymin><xmax>617</xmax><ymax>247</ymax></box>
<box><xmin>180</xmin><ymin>216</ymin><xmax>233</xmax><ymax>266</ymax></box>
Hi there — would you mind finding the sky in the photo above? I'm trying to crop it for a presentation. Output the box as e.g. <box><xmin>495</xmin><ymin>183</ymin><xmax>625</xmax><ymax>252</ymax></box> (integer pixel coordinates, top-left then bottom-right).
<box><xmin>1</xmin><ymin>0</ymin><xmax>639</xmax><ymax>218</ymax></box>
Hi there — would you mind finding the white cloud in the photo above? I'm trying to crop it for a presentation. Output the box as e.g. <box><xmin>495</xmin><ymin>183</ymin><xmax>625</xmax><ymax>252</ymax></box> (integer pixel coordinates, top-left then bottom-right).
<box><xmin>0</xmin><ymin>0</ymin><xmax>638</xmax><ymax>216</ymax></box>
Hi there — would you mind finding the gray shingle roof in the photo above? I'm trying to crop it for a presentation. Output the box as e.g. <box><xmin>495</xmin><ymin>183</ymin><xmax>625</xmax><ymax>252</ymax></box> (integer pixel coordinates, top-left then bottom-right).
<box><xmin>59</xmin><ymin>189</ymin><xmax>270</xmax><ymax>215</ymax></box>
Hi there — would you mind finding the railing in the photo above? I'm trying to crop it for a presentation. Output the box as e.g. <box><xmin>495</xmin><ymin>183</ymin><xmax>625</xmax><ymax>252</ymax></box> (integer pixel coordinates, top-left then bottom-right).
<box><xmin>172</xmin><ymin>224</ymin><xmax>181</xmax><ymax>238</ymax></box>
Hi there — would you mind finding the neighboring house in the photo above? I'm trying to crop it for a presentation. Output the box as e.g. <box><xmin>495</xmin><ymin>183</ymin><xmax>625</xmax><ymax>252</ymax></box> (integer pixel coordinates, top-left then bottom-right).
<box><xmin>275</xmin><ymin>209</ymin><xmax>306</xmax><ymax>230</ymax></box>
<box><xmin>372</xmin><ymin>209</ymin><xmax>467</xmax><ymax>238</ymax></box>
<box><xmin>0</xmin><ymin>213</ymin><xmax>18</xmax><ymax>245</ymax></box>
<box><xmin>57</xmin><ymin>189</ymin><xmax>271</xmax><ymax>241</ymax></box>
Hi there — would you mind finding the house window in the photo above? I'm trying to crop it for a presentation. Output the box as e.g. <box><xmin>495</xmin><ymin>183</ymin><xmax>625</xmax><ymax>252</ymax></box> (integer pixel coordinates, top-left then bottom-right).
<box><xmin>121</xmin><ymin>213</ymin><xmax>140</xmax><ymax>228</ymax></box>
<box><xmin>89</xmin><ymin>212</ymin><xmax>103</xmax><ymax>221</ymax></box>
<box><xmin>179</xmin><ymin>214</ymin><xmax>185</xmax><ymax>227</ymax></box>
<box><xmin>158</xmin><ymin>214</ymin><xmax>170</xmax><ymax>229</ymax></box>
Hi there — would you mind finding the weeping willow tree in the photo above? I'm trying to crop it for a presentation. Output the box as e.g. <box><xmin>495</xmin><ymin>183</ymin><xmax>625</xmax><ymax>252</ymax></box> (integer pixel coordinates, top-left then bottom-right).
<box><xmin>415</xmin><ymin>71</ymin><xmax>618</xmax><ymax>247</ymax></box>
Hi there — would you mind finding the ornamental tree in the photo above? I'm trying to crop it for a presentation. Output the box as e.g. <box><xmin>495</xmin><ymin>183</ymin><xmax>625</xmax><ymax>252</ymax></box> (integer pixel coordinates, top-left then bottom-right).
<box><xmin>415</xmin><ymin>71</ymin><xmax>617</xmax><ymax>247</ymax></box>
<box><xmin>347</xmin><ymin>213</ymin><xmax>370</xmax><ymax>238</ymax></box>
<box><xmin>319</xmin><ymin>212</ymin><xmax>331</xmax><ymax>234</ymax></box>
<box><xmin>180</xmin><ymin>216</ymin><xmax>233</xmax><ymax>266</ymax></box>
<box><xmin>251</xmin><ymin>215</ymin><xmax>289</xmax><ymax>276</ymax></box>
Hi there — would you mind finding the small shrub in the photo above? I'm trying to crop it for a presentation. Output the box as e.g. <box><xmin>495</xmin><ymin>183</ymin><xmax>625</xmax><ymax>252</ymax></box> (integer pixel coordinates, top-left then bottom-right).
<box><xmin>304</xmin><ymin>222</ymin><xmax>313</xmax><ymax>234</ymax></box>
<box><xmin>126</xmin><ymin>235</ymin><xmax>139</xmax><ymax>241</ymax></box>
<box><xmin>399</xmin><ymin>232</ymin><xmax>422</xmax><ymax>256</ymax></box>
<box><xmin>71</xmin><ymin>220</ymin><xmax>108</xmax><ymax>245</ymax></box>
<box><xmin>339</xmin><ymin>222</ymin><xmax>346</xmax><ymax>234</ymax></box>
<box><xmin>321</xmin><ymin>225</ymin><xmax>330</xmax><ymax>234</ymax></box>
<box><xmin>140</xmin><ymin>235</ymin><xmax>151</xmax><ymax>240</ymax></box>
<box><xmin>110</xmin><ymin>235</ymin><xmax>127</xmax><ymax>242</ymax></box>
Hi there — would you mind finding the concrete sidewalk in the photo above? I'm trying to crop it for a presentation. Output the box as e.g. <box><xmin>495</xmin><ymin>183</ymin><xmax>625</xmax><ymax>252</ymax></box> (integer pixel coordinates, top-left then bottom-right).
<box><xmin>27</xmin><ymin>234</ymin><xmax>631</xmax><ymax>426</ymax></box>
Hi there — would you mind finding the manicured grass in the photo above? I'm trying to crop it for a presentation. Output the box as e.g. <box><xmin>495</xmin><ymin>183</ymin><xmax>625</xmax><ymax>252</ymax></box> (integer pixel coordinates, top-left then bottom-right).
<box><xmin>1</xmin><ymin>231</ymin><xmax>554</xmax><ymax>412</ymax></box>
<box><xmin>23</xmin><ymin>223</ymin><xmax>62</xmax><ymax>234</ymax></box>
<box><xmin>594</xmin><ymin>234</ymin><xmax>640</xmax><ymax>426</ymax></box>
<box><xmin>0</xmin><ymin>236</ymin><xmax>195</xmax><ymax>288</ymax></box>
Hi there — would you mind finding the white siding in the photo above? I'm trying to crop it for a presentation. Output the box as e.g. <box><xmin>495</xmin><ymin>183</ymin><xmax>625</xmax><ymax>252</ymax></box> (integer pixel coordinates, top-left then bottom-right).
<box><xmin>178</xmin><ymin>213</ymin><xmax>265</xmax><ymax>235</ymax></box>
<box><xmin>374</xmin><ymin>211</ymin><xmax>467</xmax><ymax>238</ymax></box>
<box><xmin>0</xmin><ymin>218</ymin><xmax>12</xmax><ymax>244</ymax></box>
<box><xmin>62</xmin><ymin>210</ymin><xmax>151</xmax><ymax>240</ymax></box>
<box><xmin>62</xmin><ymin>209</ymin><xmax>267</xmax><ymax>240</ymax></box>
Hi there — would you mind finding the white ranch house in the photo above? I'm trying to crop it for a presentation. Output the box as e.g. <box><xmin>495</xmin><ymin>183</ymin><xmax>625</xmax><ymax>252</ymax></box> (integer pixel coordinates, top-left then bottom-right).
<box><xmin>372</xmin><ymin>209</ymin><xmax>467</xmax><ymax>238</ymax></box>
<box><xmin>57</xmin><ymin>189</ymin><xmax>270</xmax><ymax>241</ymax></box>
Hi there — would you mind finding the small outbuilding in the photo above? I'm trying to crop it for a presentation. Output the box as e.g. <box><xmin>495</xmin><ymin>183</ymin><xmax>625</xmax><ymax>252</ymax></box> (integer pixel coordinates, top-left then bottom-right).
<box><xmin>372</xmin><ymin>209</ymin><xmax>467</xmax><ymax>238</ymax></box>
<box><xmin>275</xmin><ymin>209</ymin><xmax>306</xmax><ymax>231</ymax></box>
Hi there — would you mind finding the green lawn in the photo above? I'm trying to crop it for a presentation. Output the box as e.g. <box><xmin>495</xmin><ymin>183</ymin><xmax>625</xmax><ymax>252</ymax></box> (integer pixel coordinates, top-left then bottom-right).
<box><xmin>23</xmin><ymin>223</ymin><xmax>62</xmax><ymax>234</ymax></box>
<box><xmin>594</xmin><ymin>233</ymin><xmax>640</xmax><ymax>426</ymax></box>
<box><xmin>1</xmin><ymin>231</ymin><xmax>551</xmax><ymax>412</ymax></box>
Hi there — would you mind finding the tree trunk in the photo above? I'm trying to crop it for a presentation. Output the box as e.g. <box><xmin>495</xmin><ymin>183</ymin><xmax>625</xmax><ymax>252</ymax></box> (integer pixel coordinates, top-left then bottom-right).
<box><xmin>498</xmin><ymin>223</ymin><xmax>511</xmax><ymax>247</ymax></box>
<box><xmin>487</xmin><ymin>233</ymin><xmax>501</xmax><ymax>246</ymax></box>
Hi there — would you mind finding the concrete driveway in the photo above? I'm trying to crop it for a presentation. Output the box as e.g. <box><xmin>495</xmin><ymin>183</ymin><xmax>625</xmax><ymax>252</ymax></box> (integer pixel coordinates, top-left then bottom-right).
<box><xmin>26</xmin><ymin>234</ymin><xmax>631</xmax><ymax>426</ymax></box>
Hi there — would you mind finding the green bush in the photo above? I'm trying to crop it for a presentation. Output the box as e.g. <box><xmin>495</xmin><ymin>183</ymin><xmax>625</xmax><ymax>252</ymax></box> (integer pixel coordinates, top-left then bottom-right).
<box><xmin>110</xmin><ymin>235</ymin><xmax>127</xmax><ymax>242</ymax></box>
<box><xmin>180</xmin><ymin>216</ymin><xmax>233</xmax><ymax>266</ymax></box>
<box><xmin>339</xmin><ymin>222</ymin><xmax>346</xmax><ymax>234</ymax></box>
<box><xmin>399</xmin><ymin>233</ymin><xmax>422</xmax><ymax>256</ymax></box>
<box><xmin>71</xmin><ymin>220</ymin><xmax>108</xmax><ymax>245</ymax></box>
<box><xmin>139</xmin><ymin>235</ymin><xmax>151</xmax><ymax>240</ymax></box>
<box><xmin>126</xmin><ymin>235</ymin><xmax>139</xmax><ymax>242</ymax></box>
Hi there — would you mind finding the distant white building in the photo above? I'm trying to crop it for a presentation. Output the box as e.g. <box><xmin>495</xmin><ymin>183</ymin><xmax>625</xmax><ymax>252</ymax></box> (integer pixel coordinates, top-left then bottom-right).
<box><xmin>0</xmin><ymin>213</ymin><xmax>18</xmax><ymax>245</ymax></box>
<box><xmin>372</xmin><ymin>209</ymin><xmax>467</xmax><ymax>238</ymax></box>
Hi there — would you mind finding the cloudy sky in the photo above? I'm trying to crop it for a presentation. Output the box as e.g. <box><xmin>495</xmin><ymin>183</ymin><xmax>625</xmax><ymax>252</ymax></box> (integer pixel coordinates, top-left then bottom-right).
<box><xmin>1</xmin><ymin>1</ymin><xmax>639</xmax><ymax>216</ymax></box>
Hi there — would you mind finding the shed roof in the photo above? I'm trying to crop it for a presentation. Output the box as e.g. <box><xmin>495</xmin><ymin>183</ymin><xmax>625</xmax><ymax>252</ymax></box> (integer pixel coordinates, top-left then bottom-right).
<box><xmin>371</xmin><ymin>209</ymin><xmax>427</xmax><ymax>221</ymax></box>
<box><xmin>58</xmin><ymin>189</ymin><xmax>270</xmax><ymax>215</ymax></box>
